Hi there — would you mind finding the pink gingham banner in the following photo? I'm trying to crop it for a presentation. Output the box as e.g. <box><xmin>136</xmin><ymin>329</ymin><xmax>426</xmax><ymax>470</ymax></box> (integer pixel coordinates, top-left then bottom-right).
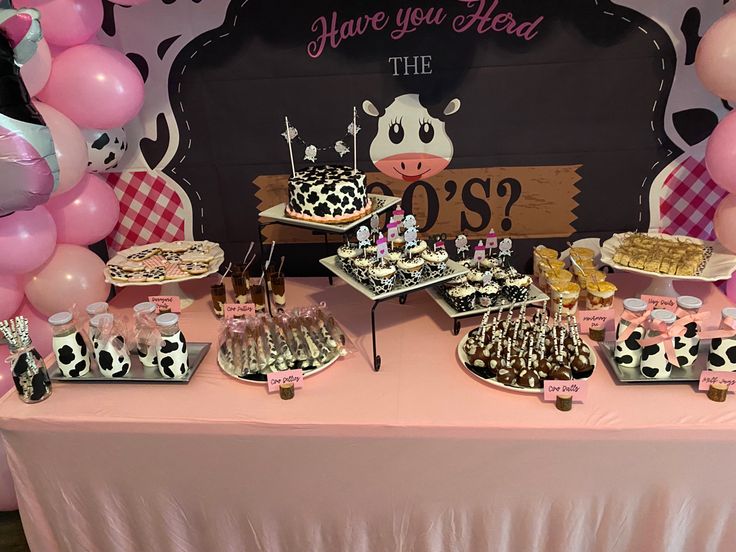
<box><xmin>659</xmin><ymin>156</ymin><xmax>727</xmax><ymax>240</ymax></box>
<box><xmin>104</xmin><ymin>172</ymin><xmax>186</xmax><ymax>254</ymax></box>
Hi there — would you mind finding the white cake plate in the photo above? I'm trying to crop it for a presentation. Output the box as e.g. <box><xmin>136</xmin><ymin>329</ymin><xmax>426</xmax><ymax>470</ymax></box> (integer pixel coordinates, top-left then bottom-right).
<box><xmin>600</xmin><ymin>232</ymin><xmax>736</xmax><ymax>297</ymax></box>
<box><xmin>259</xmin><ymin>194</ymin><xmax>401</xmax><ymax>234</ymax></box>
<box><xmin>105</xmin><ymin>241</ymin><xmax>225</xmax><ymax>309</ymax></box>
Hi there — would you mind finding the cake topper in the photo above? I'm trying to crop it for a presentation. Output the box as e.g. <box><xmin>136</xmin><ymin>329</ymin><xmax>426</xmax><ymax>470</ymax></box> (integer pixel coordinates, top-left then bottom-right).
<box><xmin>281</xmin><ymin>125</ymin><xmax>298</xmax><ymax>141</ymax></box>
<box><xmin>473</xmin><ymin>241</ymin><xmax>486</xmax><ymax>263</ymax></box>
<box><xmin>369</xmin><ymin>213</ymin><xmax>380</xmax><ymax>234</ymax></box>
<box><xmin>304</xmin><ymin>145</ymin><xmax>318</xmax><ymax>163</ymax></box>
<box><xmin>376</xmin><ymin>232</ymin><xmax>388</xmax><ymax>258</ymax></box>
<box><xmin>434</xmin><ymin>240</ymin><xmax>446</xmax><ymax>251</ymax></box>
<box><xmin>356</xmin><ymin>225</ymin><xmax>371</xmax><ymax>248</ymax></box>
<box><xmin>334</xmin><ymin>141</ymin><xmax>350</xmax><ymax>157</ymax></box>
<box><xmin>482</xmin><ymin>271</ymin><xmax>493</xmax><ymax>286</ymax></box>
<box><xmin>404</xmin><ymin>227</ymin><xmax>418</xmax><ymax>249</ymax></box>
<box><xmin>387</xmin><ymin>222</ymin><xmax>399</xmax><ymax>242</ymax></box>
<box><xmin>455</xmin><ymin>234</ymin><xmax>469</xmax><ymax>258</ymax></box>
<box><xmin>404</xmin><ymin>214</ymin><xmax>417</xmax><ymax>229</ymax></box>
<box><xmin>392</xmin><ymin>208</ymin><xmax>404</xmax><ymax>223</ymax></box>
<box><xmin>486</xmin><ymin>229</ymin><xmax>498</xmax><ymax>250</ymax></box>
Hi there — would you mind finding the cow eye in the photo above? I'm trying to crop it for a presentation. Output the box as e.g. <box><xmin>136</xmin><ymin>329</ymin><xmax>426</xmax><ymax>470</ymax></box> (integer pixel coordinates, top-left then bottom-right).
<box><xmin>419</xmin><ymin>121</ymin><xmax>434</xmax><ymax>144</ymax></box>
<box><xmin>389</xmin><ymin>120</ymin><xmax>404</xmax><ymax>144</ymax></box>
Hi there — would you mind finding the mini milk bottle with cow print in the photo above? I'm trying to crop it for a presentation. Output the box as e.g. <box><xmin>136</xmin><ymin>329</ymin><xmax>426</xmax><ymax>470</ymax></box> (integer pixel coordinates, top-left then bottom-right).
<box><xmin>614</xmin><ymin>298</ymin><xmax>648</xmax><ymax>369</ymax></box>
<box><xmin>133</xmin><ymin>302</ymin><xmax>158</xmax><ymax>368</ymax></box>
<box><xmin>48</xmin><ymin>312</ymin><xmax>90</xmax><ymax>378</ymax></box>
<box><xmin>90</xmin><ymin>314</ymin><xmax>131</xmax><ymax>378</ymax></box>
<box><xmin>640</xmin><ymin>309</ymin><xmax>678</xmax><ymax>379</ymax></box>
<box><xmin>156</xmin><ymin>313</ymin><xmax>189</xmax><ymax>379</ymax></box>
<box><xmin>707</xmin><ymin>307</ymin><xmax>736</xmax><ymax>372</ymax></box>
<box><xmin>673</xmin><ymin>295</ymin><xmax>703</xmax><ymax>368</ymax></box>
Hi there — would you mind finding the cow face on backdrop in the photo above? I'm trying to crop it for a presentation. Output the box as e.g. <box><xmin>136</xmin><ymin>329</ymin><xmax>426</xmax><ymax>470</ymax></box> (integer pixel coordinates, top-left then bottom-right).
<box><xmin>363</xmin><ymin>94</ymin><xmax>460</xmax><ymax>183</ymax></box>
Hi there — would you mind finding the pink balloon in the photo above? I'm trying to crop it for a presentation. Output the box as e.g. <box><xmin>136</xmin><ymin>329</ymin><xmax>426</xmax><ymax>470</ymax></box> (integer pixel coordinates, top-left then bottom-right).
<box><xmin>20</xmin><ymin>38</ymin><xmax>51</xmax><ymax>97</ymax></box>
<box><xmin>727</xmin><ymin>274</ymin><xmax>736</xmax><ymax>303</ymax></box>
<box><xmin>706</xmin><ymin>111</ymin><xmax>736</xmax><ymax>194</ymax></box>
<box><xmin>33</xmin><ymin>101</ymin><xmax>88</xmax><ymax>195</ymax></box>
<box><xmin>14</xmin><ymin>0</ymin><xmax>103</xmax><ymax>47</ymax></box>
<box><xmin>0</xmin><ymin>207</ymin><xmax>57</xmax><ymax>274</ymax></box>
<box><xmin>24</xmin><ymin>244</ymin><xmax>110</xmax><ymax>317</ymax></box>
<box><xmin>714</xmin><ymin>194</ymin><xmax>736</xmax><ymax>253</ymax></box>
<box><xmin>108</xmin><ymin>0</ymin><xmax>150</xmax><ymax>4</ymax></box>
<box><xmin>46</xmin><ymin>173</ymin><xmax>119</xmax><ymax>244</ymax></box>
<box><xmin>695</xmin><ymin>12</ymin><xmax>736</xmax><ymax>103</ymax></box>
<box><xmin>0</xmin><ymin>276</ymin><xmax>24</xmax><ymax>321</ymax></box>
<box><xmin>38</xmin><ymin>44</ymin><xmax>144</xmax><ymax>129</ymax></box>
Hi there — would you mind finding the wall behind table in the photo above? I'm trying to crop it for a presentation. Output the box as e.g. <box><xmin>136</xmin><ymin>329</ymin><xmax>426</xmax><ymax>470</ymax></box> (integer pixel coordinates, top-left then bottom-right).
<box><xmin>100</xmin><ymin>0</ymin><xmax>731</xmax><ymax>275</ymax></box>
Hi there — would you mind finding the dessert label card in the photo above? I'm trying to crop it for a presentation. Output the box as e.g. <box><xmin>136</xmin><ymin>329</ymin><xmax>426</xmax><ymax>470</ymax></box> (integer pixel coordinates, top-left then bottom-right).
<box><xmin>148</xmin><ymin>296</ymin><xmax>181</xmax><ymax>313</ymax></box>
<box><xmin>267</xmin><ymin>369</ymin><xmax>304</xmax><ymax>393</ymax></box>
<box><xmin>224</xmin><ymin>303</ymin><xmax>256</xmax><ymax>319</ymax></box>
<box><xmin>543</xmin><ymin>380</ymin><xmax>588</xmax><ymax>402</ymax></box>
<box><xmin>641</xmin><ymin>295</ymin><xmax>677</xmax><ymax>312</ymax></box>
<box><xmin>576</xmin><ymin>309</ymin><xmax>615</xmax><ymax>334</ymax></box>
<box><xmin>698</xmin><ymin>371</ymin><xmax>736</xmax><ymax>392</ymax></box>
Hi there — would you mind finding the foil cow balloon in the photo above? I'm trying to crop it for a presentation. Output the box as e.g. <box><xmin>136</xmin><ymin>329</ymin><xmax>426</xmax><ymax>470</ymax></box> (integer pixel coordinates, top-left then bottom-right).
<box><xmin>0</xmin><ymin>8</ymin><xmax>58</xmax><ymax>216</ymax></box>
<box><xmin>363</xmin><ymin>93</ymin><xmax>460</xmax><ymax>183</ymax></box>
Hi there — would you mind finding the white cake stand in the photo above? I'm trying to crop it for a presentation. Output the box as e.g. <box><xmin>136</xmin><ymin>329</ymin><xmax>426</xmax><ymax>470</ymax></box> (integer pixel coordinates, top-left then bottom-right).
<box><xmin>600</xmin><ymin>233</ymin><xmax>736</xmax><ymax>297</ymax></box>
<box><xmin>105</xmin><ymin>241</ymin><xmax>225</xmax><ymax>309</ymax></box>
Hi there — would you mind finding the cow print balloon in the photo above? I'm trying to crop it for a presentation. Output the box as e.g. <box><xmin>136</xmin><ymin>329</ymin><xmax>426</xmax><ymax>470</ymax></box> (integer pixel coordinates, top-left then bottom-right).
<box><xmin>82</xmin><ymin>127</ymin><xmax>129</xmax><ymax>173</ymax></box>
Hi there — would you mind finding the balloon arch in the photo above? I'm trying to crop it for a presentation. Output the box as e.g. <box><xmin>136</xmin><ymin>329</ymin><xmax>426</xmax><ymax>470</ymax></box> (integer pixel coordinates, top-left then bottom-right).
<box><xmin>0</xmin><ymin>0</ymin><xmax>146</xmax><ymax>509</ymax></box>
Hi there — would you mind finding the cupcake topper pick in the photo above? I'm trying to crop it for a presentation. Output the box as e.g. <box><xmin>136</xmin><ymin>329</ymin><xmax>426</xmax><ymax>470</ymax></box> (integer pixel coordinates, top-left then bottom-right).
<box><xmin>485</xmin><ymin>228</ymin><xmax>498</xmax><ymax>251</ymax></box>
<box><xmin>356</xmin><ymin>225</ymin><xmax>371</xmax><ymax>249</ymax></box>
<box><xmin>473</xmin><ymin>241</ymin><xmax>486</xmax><ymax>264</ymax></box>
<box><xmin>482</xmin><ymin>271</ymin><xmax>493</xmax><ymax>286</ymax></box>
<box><xmin>392</xmin><ymin>207</ymin><xmax>404</xmax><ymax>224</ymax></box>
<box><xmin>498</xmin><ymin>237</ymin><xmax>513</xmax><ymax>267</ymax></box>
<box><xmin>404</xmin><ymin>227</ymin><xmax>418</xmax><ymax>253</ymax></box>
<box><xmin>455</xmin><ymin>234</ymin><xmax>469</xmax><ymax>259</ymax></box>
<box><xmin>376</xmin><ymin>232</ymin><xmax>388</xmax><ymax>259</ymax></box>
<box><xmin>404</xmin><ymin>214</ymin><xmax>417</xmax><ymax>229</ymax></box>
<box><xmin>369</xmin><ymin>214</ymin><xmax>380</xmax><ymax>234</ymax></box>
<box><xmin>387</xmin><ymin>222</ymin><xmax>399</xmax><ymax>242</ymax></box>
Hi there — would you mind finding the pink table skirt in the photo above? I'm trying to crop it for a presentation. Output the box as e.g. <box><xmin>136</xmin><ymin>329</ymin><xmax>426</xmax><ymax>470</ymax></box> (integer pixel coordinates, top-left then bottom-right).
<box><xmin>1</xmin><ymin>273</ymin><xmax>735</xmax><ymax>552</ymax></box>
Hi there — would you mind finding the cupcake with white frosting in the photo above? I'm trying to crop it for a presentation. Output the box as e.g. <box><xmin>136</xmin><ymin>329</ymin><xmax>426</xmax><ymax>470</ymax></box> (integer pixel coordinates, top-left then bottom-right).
<box><xmin>369</xmin><ymin>263</ymin><xmax>397</xmax><ymax>294</ymax></box>
<box><xmin>446</xmin><ymin>283</ymin><xmax>477</xmax><ymax>312</ymax></box>
<box><xmin>476</xmin><ymin>281</ymin><xmax>501</xmax><ymax>307</ymax></box>
<box><xmin>337</xmin><ymin>244</ymin><xmax>360</xmax><ymax>274</ymax></box>
<box><xmin>397</xmin><ymin>256</ymin><xmax>425</xmax><ymax>287</ymax></box>
<box><xmin>353</xmin><ymin>256</ymin><xmax>377</xmax><ymax>285</ymax></box>
<box><xmin>421</xmin><ymin>248</ymin><xmax>449</xmax><ymax>279</ymax></box>
<box><xmin>502</xmin><ymin>275</ymin><xmax>532</xmax><ymax>303</ymax></box>
<box><xmin>407</xmin><ymin>239</ymin><xmax>428</xmax><ymax>257</ymax></box>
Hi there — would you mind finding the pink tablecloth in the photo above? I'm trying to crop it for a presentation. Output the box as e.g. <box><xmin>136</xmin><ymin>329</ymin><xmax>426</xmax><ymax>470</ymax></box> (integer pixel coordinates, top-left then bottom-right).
<box><xmin>1</xmin><ymin>273</ymin><xmax>735</xmax><ymax>552</ymax></box>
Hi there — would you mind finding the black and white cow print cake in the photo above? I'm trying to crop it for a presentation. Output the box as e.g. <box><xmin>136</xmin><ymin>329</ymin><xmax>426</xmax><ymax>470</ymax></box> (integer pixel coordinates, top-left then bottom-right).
<box><xmin>286</xmin><ymin>165</ymin><xmax>371</xmax><ymax>224</ymax></box>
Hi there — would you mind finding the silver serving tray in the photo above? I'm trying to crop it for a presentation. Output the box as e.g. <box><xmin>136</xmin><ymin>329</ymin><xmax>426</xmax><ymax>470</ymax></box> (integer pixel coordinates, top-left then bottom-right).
<box><xmin>48</xmin><ymin>342</ymin><xmax>211</xmax><ymax>384</ymax></box>
<box><xmin>597</xmin><ymin>340</ymin><xmax>705</xmax><ymax>383</ymax></box>
<box><xmin>319</xmin><ymin>256</ymin><xmax>469</xmax><ymax>302</ymax></box>
<box><xmin>426</xmin><ymin>282</ymin><xmax>548</xmax><ymax>319</ymax></box>
<box><xmin>259</xmin><ymin>194</ymin><xmax>401</xmax><ymax>233</ymax></box>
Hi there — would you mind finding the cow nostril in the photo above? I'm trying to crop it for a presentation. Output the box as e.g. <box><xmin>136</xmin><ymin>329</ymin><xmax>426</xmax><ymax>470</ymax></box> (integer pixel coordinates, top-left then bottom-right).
<box><xmin>417</xmin><ymin>162</ymin><xmax>422</xmax><ymax>170</ymax></box>
<box><xmin>401</xmin><ymin>162</ymin><xmax>405</xmax><ymax>170</ymax></box>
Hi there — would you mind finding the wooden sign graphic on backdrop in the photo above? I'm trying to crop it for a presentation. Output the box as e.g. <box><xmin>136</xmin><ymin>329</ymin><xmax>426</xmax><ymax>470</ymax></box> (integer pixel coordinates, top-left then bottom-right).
<box><xmin>254</xmin><ymin>166</ymin><xmax>580</xmax><ymax>244</ymax></box>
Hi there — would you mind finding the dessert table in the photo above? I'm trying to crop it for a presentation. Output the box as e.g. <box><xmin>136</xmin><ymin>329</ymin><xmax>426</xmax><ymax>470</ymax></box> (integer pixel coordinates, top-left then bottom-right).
<box><xmin>1</xmin><ymin>273</ymin><xmax>735</xmax><ymax>552</ymax></box>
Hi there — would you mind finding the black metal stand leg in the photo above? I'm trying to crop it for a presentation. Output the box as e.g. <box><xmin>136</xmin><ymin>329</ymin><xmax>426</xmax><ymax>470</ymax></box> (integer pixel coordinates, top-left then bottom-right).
<box><xmin>398</xmin><ymin>293</ymin><xmax>407</xmax><ymax>305</ymax></box>
<box><xmin>371</xmin><ymin>301</ymin><xmax>381</xmax><ymax>371</ymax></box>
<box><xmin>322</xmin><ymin>232</ymin><xmax>333</xmax><ymax>286</ymax></box>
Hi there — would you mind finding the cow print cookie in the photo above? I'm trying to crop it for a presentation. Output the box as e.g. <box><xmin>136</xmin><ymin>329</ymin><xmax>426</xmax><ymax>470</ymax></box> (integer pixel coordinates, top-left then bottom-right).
<box><xmin>180</xmin><ymin>262</ymin><xmax>210</xmax><ymax>275</ymax></box>
<box><xmin>180</xmin><ymin>251</ymin><xmax>214</xmax><ymax>263</ymax></box>
<box><xmin>160</xmin><ymin>241</ymin><xmax>191</xmax><ymax>253</ymax></box>
<box><xmin>108</xmin><ymin>266</ymin><xmax>131</xmax><ymax>282</ymax></box>
<box><xmin>127</xmin><ymin>248</ymin><xmax>161</xmax><ymax>261</ymax></box>
<box><xmin>144</xmin><ymin>268</ymin><xmax>166</xmax><ymax>282</ymax></box>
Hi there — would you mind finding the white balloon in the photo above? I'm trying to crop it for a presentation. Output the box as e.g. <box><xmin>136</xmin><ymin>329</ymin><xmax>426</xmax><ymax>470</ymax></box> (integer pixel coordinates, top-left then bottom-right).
<box><xmin>81</xmin><ymin>127</ymin><xmax>128</xmax><ymax>172</ymax></box>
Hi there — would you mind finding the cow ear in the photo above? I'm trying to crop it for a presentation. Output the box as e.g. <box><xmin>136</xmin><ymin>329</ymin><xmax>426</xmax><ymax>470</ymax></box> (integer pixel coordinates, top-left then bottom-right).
<box><xmin>443</xmin><ymin>98</ymin><xmax>461</xmax><ymax>116</ymax></box>
<box><xmin>362</xmin><ymin>100</ymin><xmax>380</xmax><ymax>117</ymax></box>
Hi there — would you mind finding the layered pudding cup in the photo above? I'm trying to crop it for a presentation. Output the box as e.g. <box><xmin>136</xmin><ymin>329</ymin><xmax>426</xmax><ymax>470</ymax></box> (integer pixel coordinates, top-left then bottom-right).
<box><xmin>533</xmin><ymin>246</ymin><xmax>559</xmax><ymax>278</ymax></box>
<box><xmin>541</xmin><ymin>268</ymin><xmax>573</xmax><ymax>295</ymax></box>
<box><xmin>549</xmin><ymin>282</ymin><xmax>581</xmax><ymax>315</ymax></box>
<box><xmin>585</xmin><ymin>281</ymin><xmax>618</xmax><ymax>310</ymax></box>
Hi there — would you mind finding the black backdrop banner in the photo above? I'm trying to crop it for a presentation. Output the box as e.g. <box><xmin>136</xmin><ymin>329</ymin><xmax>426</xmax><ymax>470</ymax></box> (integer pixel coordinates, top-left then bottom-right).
<box><xmin>160</xmin><ymin>0</ymin><xmax>680</xmax><ymax>273</ymax></box>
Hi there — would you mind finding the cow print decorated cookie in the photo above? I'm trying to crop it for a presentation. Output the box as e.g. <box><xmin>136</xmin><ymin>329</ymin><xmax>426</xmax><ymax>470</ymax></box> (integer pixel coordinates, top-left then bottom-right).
<box><xmin>144</xmin><ymin>267</ymin><xmax>166</xmax><ymax>282</ymax></box>
<box><xmin>161</xmin><ymin>251</ymin><xmax>182</xmax><ymax>262</ymax></box>
<box><xmin>181</xmin><ymin>261</ymin><xmax>210</xmax><ymax>275</ymax></box>
<box><xmin>180</xmin><ymin>250</ymin><xmax>214</xmax><ymax>263</ymax></box>
<box><xmin>108</xmin><ymin>266</ymin><xmax>130</xmax><ymax>282</ymax></box>
<box><xmin>127</xmin><ymin>248</ymin><xmax>161</xmax><ymax>261</ymax></box>
<box><xmin>160</xmin><ymin>241</ymin><xmax>191</xmax><ymax>253</ymax></box>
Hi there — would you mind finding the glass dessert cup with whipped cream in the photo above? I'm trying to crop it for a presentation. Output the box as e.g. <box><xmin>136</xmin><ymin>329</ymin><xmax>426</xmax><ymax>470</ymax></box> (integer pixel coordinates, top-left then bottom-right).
<box><xmin>585</xmin><ymin>280</ymin><xmax>617</xmax><ymax>310</ymax></box>
<box><xmin>549</xmin><ymin>282</ymin><xmax>581</xmax><ymax>315</ymax></box>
